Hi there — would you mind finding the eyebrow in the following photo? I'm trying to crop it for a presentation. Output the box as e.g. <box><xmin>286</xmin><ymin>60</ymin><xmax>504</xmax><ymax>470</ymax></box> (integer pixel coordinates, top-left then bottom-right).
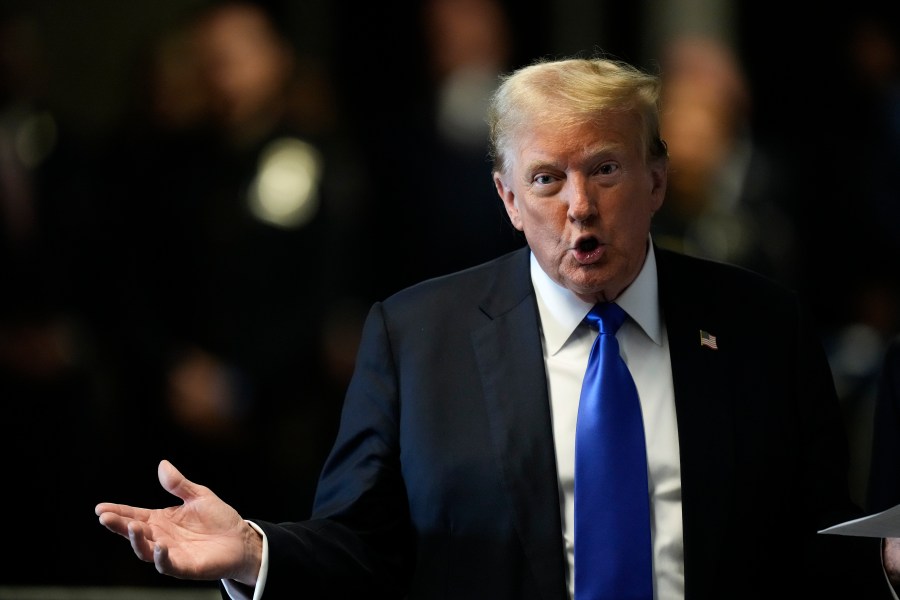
<box><xmin>522</xmin><ymin>144</ymin><xmax>623</xmax><ymax>175</ymax></box>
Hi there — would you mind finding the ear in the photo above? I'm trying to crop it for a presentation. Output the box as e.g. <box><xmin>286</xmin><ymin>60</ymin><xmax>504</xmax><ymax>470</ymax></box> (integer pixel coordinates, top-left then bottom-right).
<box><xmin>494</xmin><ymin>172</ymin><xmax>523</xmax><ymax>231</ymax></box>
<box><xmin>648</xmin><ymin>159</ymin><xmax>668</xmax><ymax>214</ymax></box>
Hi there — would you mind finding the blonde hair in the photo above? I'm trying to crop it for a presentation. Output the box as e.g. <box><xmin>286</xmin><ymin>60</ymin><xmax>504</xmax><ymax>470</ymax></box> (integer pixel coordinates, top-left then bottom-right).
<box><xmin>487</xmin><ymin>57</ymin><xmax>667</xmax><ymax>175</ymax></box>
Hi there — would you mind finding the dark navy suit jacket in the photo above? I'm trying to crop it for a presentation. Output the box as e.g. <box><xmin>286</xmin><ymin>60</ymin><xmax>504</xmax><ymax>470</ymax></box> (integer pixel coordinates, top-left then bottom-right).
<box><xmin>868</xmin><ymin>335</ymin><xmax>900</xmax><ymax>514</ymax></box>
<box><xmin>242</xmin><ymin>246</ymin><xmax>890</xmax><ymax>599</ymax></box>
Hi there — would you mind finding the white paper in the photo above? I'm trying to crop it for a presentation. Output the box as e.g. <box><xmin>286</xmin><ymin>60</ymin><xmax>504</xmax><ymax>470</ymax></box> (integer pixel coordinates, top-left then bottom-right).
<box><xmin>819</xmin><ymin>503</ymin><xmax>900</xmax><ymax>538</ymax></box>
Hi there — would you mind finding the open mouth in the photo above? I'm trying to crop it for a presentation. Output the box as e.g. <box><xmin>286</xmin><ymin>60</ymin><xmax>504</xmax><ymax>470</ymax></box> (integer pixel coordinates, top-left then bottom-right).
<box><xmin>573</xmin><ymin>235</ymin><xmax>603</xmax><ymax>264</ymax></box>
<box><xmin>577</xmin><ymin>237</ymin><xmax>599</xmax><ymax>253</ymax></box>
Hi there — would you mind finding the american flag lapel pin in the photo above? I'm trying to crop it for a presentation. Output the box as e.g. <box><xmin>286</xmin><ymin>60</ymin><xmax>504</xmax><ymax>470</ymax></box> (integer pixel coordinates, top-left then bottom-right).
<box><xmin>699</xmin><ymin>329</ymin><xmax>718</xmax><ymax>350</ymax></box>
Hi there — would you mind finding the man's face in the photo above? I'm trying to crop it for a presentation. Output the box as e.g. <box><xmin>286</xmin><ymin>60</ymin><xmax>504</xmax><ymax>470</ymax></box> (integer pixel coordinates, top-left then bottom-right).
<box><xmin>195</xmin><ymin>4</ymin><xmax>292</xmax><ymax>127</ymax></box>
<box><xmin>494</xmin><ymin>113</ymin><xmax>667</xmax><ymax>304</ymax></box>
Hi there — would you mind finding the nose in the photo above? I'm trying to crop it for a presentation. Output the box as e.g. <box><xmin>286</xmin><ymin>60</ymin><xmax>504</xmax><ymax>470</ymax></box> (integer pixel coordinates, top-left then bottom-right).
<box><xmin>566</xmin><ymin>175</ymin><xmax>597</xmax><ymax>224</ymax></box>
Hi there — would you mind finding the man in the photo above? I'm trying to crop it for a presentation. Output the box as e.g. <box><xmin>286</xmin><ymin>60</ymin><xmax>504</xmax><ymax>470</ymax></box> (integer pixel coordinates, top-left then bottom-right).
<box><xmin>96</xmin><ymin>57</ymin><xmax>899</xmax><ymax>599</ymax></box>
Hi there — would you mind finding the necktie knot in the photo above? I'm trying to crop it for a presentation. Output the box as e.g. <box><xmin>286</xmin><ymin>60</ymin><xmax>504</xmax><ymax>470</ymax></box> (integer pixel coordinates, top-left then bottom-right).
<box><xmin>585</xmin><ymin>302</ymin><xmax>626</xmax><ymax>335</ymax></box>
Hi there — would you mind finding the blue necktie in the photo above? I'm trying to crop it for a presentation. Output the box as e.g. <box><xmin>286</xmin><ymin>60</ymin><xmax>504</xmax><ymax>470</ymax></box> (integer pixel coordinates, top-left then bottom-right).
<box><xmin>574</xmin><ymin>302</ymin><xmax>653</xmax><ymax>600</ymax></box>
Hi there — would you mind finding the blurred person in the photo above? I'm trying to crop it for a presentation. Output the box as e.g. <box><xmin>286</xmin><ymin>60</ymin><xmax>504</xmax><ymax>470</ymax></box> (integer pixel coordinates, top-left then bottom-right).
<box><xmin>424</xmin><ymin>0</ymin><xmax>511</xmax><ymax>149</ymax></box>
<box><xmin>96</xmin><ymin>56</ymin><xmax>899</xmax><ymax>599</ymax></box>
<box><xmin>413</xmin><ymin>0</ymin><xmax>528</xmax><ymax>278</ymax></box>
<box><xmin>810</xmin><ymin>9</ymin><xmax>900</xmax><ymax>507</ymax></box>
<box><xmin>0</xmin><ymin>6</ymin><xmax>123</xmax><ymax>585</ymax></box>
<box><xmin>651</xmin><ymin>35</ymin><xmax>800</xmax><ymax>289</ymax></box>
<box><xmin>95</xmin><ymin>0</ymin><xmax>367</xmax><ymax>532</ymax></box>
<box><xmin>342</xmin><ymin>0</ymin><xmax>526</xmax><ymax>299</ymax></box>
<box><xmin>0</xmin><ymin>9</ymin><xmax>88</xmax><ymax>383</ymax></box>
<box><xmin>825</xmin><ymin>12</ymin><xmax>900</xmax><ymax>352</ymax></box>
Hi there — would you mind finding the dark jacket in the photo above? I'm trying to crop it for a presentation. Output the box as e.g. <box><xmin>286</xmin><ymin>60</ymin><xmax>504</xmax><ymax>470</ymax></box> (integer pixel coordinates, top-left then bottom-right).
<box><xmin>244</xmin><ymin>246</ymin><xmax>889</xmax><ymax>599</ymax></box>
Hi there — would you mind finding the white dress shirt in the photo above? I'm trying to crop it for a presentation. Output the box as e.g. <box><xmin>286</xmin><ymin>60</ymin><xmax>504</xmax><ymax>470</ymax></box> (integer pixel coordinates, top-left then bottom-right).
<box><xmin>226</xmin><ymin>242</ymin><xmax>684</xmax><ymax>600</ymax></box>
<box><xmin>531</xmin><ymin>242</ymin><xmax>684</xmax><ymax>600</ymax></box>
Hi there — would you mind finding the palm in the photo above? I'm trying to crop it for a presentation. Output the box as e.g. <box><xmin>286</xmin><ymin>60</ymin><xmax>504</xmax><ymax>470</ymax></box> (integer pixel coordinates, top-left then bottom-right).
<box><xmin>96</xmin><ymin>460</ymin><xmax>253</xmax><ymax>581</ymax></box>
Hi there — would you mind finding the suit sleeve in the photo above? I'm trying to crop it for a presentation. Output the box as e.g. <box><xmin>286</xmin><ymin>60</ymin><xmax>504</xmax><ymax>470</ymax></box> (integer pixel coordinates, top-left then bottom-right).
<box><xmin>797</xmin><ymin>303</ymin><xmax>892</xmax><ymax>598</ymax></box>
<box><xmin>868</xmin><ymin>336</ymin><xmax>900</xmax><ymax>513</ymax></box>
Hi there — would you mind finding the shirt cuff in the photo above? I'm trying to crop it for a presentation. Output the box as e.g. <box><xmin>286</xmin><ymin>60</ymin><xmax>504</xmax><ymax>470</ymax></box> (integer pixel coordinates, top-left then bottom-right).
<box><xmin>221</xmin><ymin>521</ymin><xmax>269</xmax><ymax>600</ymax></box>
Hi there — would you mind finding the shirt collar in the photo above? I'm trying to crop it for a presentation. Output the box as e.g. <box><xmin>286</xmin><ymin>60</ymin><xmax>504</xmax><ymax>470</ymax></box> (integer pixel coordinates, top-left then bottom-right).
<box><xmin>531</xmin><ymin>238</ymin><xmax>663</xmax><ymax>355</ymax></box>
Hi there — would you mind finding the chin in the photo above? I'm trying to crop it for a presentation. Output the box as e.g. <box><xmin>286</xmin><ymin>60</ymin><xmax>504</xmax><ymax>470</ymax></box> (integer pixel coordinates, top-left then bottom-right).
<box><xmin>566</xmin><ymin>272</ymin><xmax>612</xmax><ymax>299</ymax></box>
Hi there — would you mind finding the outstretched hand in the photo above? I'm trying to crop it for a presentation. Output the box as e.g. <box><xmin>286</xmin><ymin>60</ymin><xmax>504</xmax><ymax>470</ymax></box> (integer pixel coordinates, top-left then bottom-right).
<box><xmin>95</xmin><ymin>459</ymin><xmax>263</xmax><ymax>585</ymax></box>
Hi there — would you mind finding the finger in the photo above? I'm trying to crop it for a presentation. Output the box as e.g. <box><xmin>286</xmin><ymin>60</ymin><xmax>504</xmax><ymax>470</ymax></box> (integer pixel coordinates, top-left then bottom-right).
<box><xmin>97</xmin><ymin>503</ymin><xmax>153</xmax><ymax>538</ymax></box>
<box><xmin>128</xmin><ymin>521</ymin><xmax>157</xmax><ymax>563</ymax></box>
<box><xmin>153</xmin><ymin>542</ymin><xmax>177</xmax><ymax>577</ymax></box>
<box><xmin>97</xmin><ymin>512</ymin><xmax>135</xmax><ymax>538</ymax></box>
<box><xmin>95</xmin><ymin>502</ymin><xmax>151</xmax><ymax>521</ymax></box>
<box><xmin>158</xmin><ymin>459</ymin><xmax>205</xmax><ymax>503</ymax></box>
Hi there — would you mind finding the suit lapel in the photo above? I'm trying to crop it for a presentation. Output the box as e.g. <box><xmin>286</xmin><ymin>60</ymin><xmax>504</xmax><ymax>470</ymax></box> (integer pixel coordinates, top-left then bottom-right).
<box><xmin>472</xmin><ymin>248</ymin><xmax>568</xmax><ymax>599</ymax></box>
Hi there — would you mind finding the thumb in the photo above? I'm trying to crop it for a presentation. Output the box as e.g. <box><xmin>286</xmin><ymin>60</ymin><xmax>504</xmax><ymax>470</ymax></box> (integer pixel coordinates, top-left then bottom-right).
<box><xmin>158</xmin><ymin>459</ymin><xmax>203</xmax><ymax>503</ymax></box>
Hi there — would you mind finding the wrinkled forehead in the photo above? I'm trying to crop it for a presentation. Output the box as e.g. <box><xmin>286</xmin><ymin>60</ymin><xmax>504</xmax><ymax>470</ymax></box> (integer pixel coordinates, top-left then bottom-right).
<box><xmin>499</xmin><ymin>107</ymin><xmax>645</xmax><ymax>170</ymax></box>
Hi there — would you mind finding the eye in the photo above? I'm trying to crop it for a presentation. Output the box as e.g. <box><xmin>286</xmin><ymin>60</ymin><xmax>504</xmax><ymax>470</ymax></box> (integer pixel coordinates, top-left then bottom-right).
<box><xmin>528</xmin><ymin>172</ymin><xmax>563</xmax><ymax>197</ymax></box>
<box><xmin>596</xmin><ymin>162</ymin><xmax>619</xmax><ymax>176</ymax></box>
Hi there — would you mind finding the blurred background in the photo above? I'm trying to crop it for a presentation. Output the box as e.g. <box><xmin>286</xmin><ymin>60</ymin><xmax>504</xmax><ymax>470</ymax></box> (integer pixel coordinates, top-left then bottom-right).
<box><xmin>0</xmin><ymin>0</ymin><xmax>898</xmax><ymax>592</ymax></box>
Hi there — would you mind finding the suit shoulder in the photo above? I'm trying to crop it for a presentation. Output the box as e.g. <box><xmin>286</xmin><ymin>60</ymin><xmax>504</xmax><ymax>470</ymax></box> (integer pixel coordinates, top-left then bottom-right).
<box><xmin>656</xmin><ymin>247</ymin><xmax>797</xmax><ymax>304</ymax></box>
<box><xmin>382</xmin><ymin>248</ymin><xmax>526</xmax><ymax>310</ymax></box>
